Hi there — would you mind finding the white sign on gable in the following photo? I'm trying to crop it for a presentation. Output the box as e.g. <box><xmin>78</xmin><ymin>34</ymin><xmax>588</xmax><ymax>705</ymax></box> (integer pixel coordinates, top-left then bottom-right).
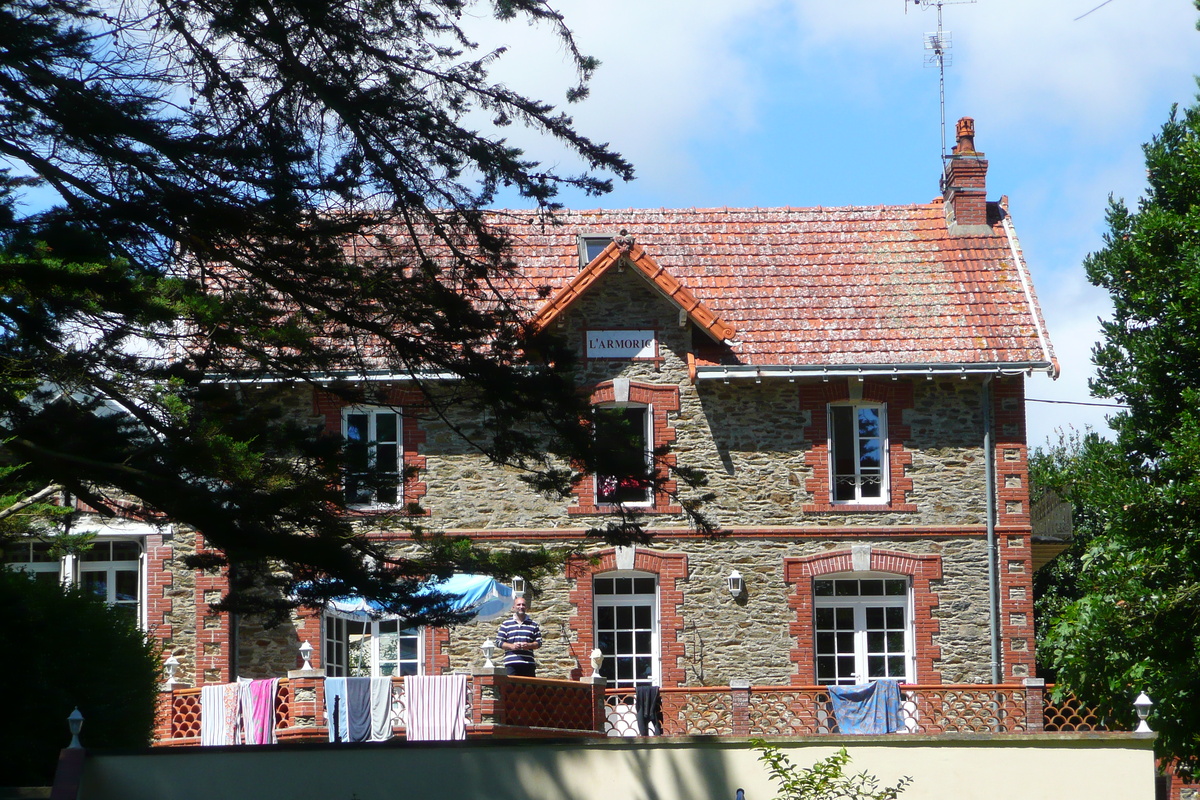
<box><xmin>586</xmin><ymin>330</ymin><xmax>656</xmax><ymax>360</ymax></box>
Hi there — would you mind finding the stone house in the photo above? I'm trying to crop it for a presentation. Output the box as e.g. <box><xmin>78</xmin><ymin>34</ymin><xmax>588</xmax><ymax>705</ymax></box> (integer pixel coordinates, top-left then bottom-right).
<box><xmin>6</xmin><ymin>118</ymin><xmax>1059</xmax><ymax>701</ymax></box>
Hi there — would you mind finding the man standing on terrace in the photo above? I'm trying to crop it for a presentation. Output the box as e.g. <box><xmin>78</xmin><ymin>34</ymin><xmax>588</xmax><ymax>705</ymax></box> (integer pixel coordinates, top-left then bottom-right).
<box><xmin>496</xmin><ymin>596</ymin><xmax>543</xmax><ymax>677</ymax></box>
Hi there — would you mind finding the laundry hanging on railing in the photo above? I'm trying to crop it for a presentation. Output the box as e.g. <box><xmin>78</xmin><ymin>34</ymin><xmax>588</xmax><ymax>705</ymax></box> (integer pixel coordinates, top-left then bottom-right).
<box><xmin>827</xmin><ymin>680</ymin><xmax>904</xmax><ymax>734</ymax></box>
<box><xmin>405</xmin><ymin>674</ymin><xmax>468</xmax><ymax>741</ymax></box>
<box><xmin>325</xmin><ymin>676</ymin><xmax>394</xmax><ymax>742</ymax></box>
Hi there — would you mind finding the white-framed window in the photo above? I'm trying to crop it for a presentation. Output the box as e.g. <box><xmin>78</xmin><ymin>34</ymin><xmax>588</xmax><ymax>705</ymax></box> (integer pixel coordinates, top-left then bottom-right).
<box><xmin>813</xmin><ymin>574</ymin><xmax>912</xmax><ymax>685</ymax></box>
<box><xmin>79</xmin><ymin>540</ymin><xmax>141</xmax><ymax>619</ymax></box>
<box><xmin>594</xmin><ymin>572</ymin><xmax>658</xmax><ymax>688</ymax></box>
<box><xmin>342</xmin><ymin>407</ymin><xmax>402</xmax><ymax>506</ymax></box>
<box><xmin>829</xmin><ymin>403</ymin><xmax>887</xmax><ymax>503</ymax></box>
<box><xmin>323</xmin><ymin>614</ymin><xmax>423</xmax><ymax>677</ymax></box>
<box><xmin>4</xmin><ymin>536</ymin><xmax>145</xmax><ymax>623</ymax></box>
<box><xmin>3</xmin><ymin>540</ymin><xmax>63</xmax><ymax>586</ymax></box>
<box><xmin>594</xmin><ymin>405</ymin><xmax>652</xmax><ymax>506</ymax></box>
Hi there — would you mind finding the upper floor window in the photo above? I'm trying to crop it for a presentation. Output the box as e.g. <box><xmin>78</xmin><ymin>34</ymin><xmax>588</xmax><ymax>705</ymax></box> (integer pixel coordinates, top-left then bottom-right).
<box><xmin>829</xmin><ymin>404</ymin><xmax>886</xmax><ymax>503</ymax></box>
<box><xmin>324</xmin><ymin>615</ymin><xmax>422</xmax><ymax>677</ymax></box>
<box><xmin>343</xmin><ymin>407</ymin><xmax>401</xmax><ymax>506</ymax></box>
<box><xmin>814</xmin><ymin>575</ymin><xmax>911</xmax><ymax>685</ymax></box>
<box><xmin>594</xmin><ymin>405</ymin><xmax>651</xmax><ymax>506</ymax></box>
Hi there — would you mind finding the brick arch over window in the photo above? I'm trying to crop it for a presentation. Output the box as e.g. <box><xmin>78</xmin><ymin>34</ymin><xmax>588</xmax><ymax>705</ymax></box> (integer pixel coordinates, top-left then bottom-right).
<box><xmin>566</xmin><ymin>548</ymin><xmax>688</xmax><ymax>687</ymax></box>
<box><xmin>784</xmin><ymin>548</ymin><xmax>942</xmax><ymax>685</ymax></box>
<box><xmin>570</xmin><ymin>380</ymin><xmax>681</xmax><ymax>514</ymax></box>
<box><xmin>801</xmin><ymin>381</ymin><xmax>915</xmax><ymax>512</ymax></box>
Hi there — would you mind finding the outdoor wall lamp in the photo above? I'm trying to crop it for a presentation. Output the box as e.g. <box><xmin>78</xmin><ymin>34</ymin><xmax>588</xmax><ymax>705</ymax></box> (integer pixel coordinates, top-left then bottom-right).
<box><xmin>1134</xmin><ymin>691</ymin><xmax>1154</xmax><ymax>733</ymax></box>
<box><xmin>727</xmin><ymin>570</ymin><xmax>744</xmax><ymax>597</ymax></box>
<box><xmin>481</xmin><ymin>639</ymin><xmax>497</xmax><ymax>669</ymax></box>
<box><xmin>512</xmin><ymin>575</ymin><xmax>526</xmax><ymax>596</ymax></box>
<box><xmin>298</xmin><ymin>640</ymin><xmax>314</xmax><ymax>671</ymax></box>
<box><xmin>68</xmin><ymin>707</ymin><xmax>84</xmax><ymax>749</ymax></box>
<box><xmin>163</xmin><ymin>655</ymin><xmax>180</xmax><ymax>686</ymax></box>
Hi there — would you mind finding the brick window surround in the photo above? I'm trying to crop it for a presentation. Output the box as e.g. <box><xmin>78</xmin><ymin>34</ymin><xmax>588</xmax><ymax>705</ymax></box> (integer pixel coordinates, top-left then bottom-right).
<box><xmin>314</xmin><ymin>387</ymin><xmax>427</xmax><ymax>511</ymax></box>
<box><xmin>570</xmin><ymin>381</ymin><xmax>681</xmax><ymax>515</ymax></box>
<box><xmin>567</xmin><ymin>548</ymin><xmax>688</xmax><ymax>687</ymax></box>
<box><xmin>802</xmin><ymin>381</ymin><xmax>915</xmax><ymax>512</ymax></box>
<box><xmin>784</xmin><ymin>548</ymin><xmax>942</xmax><ymax>685</ymax></box>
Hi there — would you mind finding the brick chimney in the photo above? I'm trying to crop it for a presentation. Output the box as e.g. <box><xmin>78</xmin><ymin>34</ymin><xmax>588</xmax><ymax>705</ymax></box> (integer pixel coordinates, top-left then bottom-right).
<box><xmin>942</xmin><ymin>117</ymin><xmax>991</xmax><ymax>235</ymax></box>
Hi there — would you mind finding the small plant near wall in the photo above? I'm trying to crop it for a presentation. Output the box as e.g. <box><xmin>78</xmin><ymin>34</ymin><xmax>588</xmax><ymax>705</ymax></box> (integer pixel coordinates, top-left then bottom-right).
<box><xmin>751</xmin><ymin>740</ymin><xmax>912</xmax><ymax>800</ymax></box>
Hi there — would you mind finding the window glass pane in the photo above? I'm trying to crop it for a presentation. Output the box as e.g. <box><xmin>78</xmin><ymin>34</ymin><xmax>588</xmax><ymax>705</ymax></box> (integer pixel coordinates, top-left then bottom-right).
<box><xmin>816</xmin><ymin>656</ymin><xmax>836</xmax><ymax>681</ymax></box>
<box><xmin>835</xmin><ymin>632</ymin><xmax>855</xmax><ymax>652</ymax></box>
<box><xmin>112</xmin><ymin>541</ymin><xmax>140</xmax><ymax>560</ymax></box>
<box><xmin>615</xmin><ymin>606</ymin><xmax>633</xmax><ymax>628</ymax></box>
<box><xmin>814</xmin><ymin>579</ymin><xmax>833</xmax><ymax>596</ymax></box>
<box><xmin>614</xmin><ymin>577</ymin><xmax>633</xmax><ymax>595</ymax></box>
<box><xmin>837</xmin><ymin>656</ymin><xmax>855</xmax><ymax>677</ymax></box>
<box><xmin>616</xmin><ymin>631</ymin><xmax>632</xmax><ymax>653</ymax></box>
<box><xmin>594</xmin><ymin>579</ymin><xmax>613</xmax><ymax>595</ymax></box>
<box><xmin>887</xmin><ymin>631</ymin><xmax>905</xmax><ymax>651</ymax></box>
<box><xmin>834</xmin><ymin>607</ymin><xmax>854</xmax><ymax>627</ymax></box>
<box><xmin>865</xmin><ymin>607</ymin><xmax>883</xmax><ymax>628</ymax></box>
<box><xmin>81</xmin><ymin>572</ymin><xmax>107</xmax><ymax>598</ymax></box>
<box><xmin>885</xmin><ymin>579</ymin><xmax>907</xmax><ymax>596</ymax></box>
<box><xmin>597</xmin><ymin>606</ymin><xmax>614</xmax><ymax>627</ymax></box>
<box><xmin>831</xmin><ymin>407</ymin><xmax>856</xmax><ymax>501</ymax></box>
<box><xmin>887</xmin><ymin>656</ymin><xmax>906</xmax><ymax>676</ymax></box>
<box><xmin>115</xmin><ymin>570</ymin><xmax>138</xmax><ymax>603</ymax></box>
<box><xmin>633</xmin><ymin>577</ymin><xmax>656</xmax><ymax>594</ymax></box>
<box><xmin>636</xmin><ymin>657</ymin><xmax>652</xmax><ymax>679</ymax></box>
<box><xmin>635</xmin><ymin>632</ymin><xmax>651</xmax><ymax>653</ymax></box>
<box><xmin>376</xmin><ymin>413</ymin><xmax>398</xmax><ymax>443</ymax></box>
<box><xmin>816</xmin><ymin>632</ymin><xmax>835</xmax><ymax>652</ymax></box>
<box><xmin>376</xmin><ymin>444</ymin><xmax>399</xmax><ymax>472</ymax></box>
<box><xmin>617</xmin><ymin>659</ymin><xmax>634</xmax><ymax>680</ymax></box>
<box><xmin>81</xmin><ymin>543</ymin><xmax>111</xmax><ymax>562</ymax></box>
<box><xmin>867</xmin><ymin>655</ymin><xmax>886</xmax><ymax>678</ymax></box>
<box><xmin>815</xmin><ymin>607</ymin><xmax>834</xmax><ymax>627</ymax></box>
<box><xmin>834</xmin><ymin>580</ymin><xmax>858</xmax><ymax>597</ymax></box>
<box><xmin>860</xmin><ymin>580</ymin><xmax>884</xmax><ymax>597</ymax></box>
<box><xmin>867</xmin><ymin>631</ymin><xmax>885</xmax><ymax>651</ymax></box>
<box><xmin>858</xmin><ymin>408</ymin><xmax>880</xmax><ymax>438</ymax></box>
<box><xmin>885</xmin><ymin>607</ymin><xmax>904</xmax><ymax>627</ymax></box>
<box><xmin>633</xmin><ymin>605</ymin><xmax>651</xmax><ymax>628</ymax></box>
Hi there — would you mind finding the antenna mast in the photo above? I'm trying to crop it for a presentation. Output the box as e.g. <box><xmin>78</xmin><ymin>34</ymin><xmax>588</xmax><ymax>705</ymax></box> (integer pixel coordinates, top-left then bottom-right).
<box><xmin>908</xmin><ymin>0</ymin><xmax>975</xmax><ymax>162</ymax></box>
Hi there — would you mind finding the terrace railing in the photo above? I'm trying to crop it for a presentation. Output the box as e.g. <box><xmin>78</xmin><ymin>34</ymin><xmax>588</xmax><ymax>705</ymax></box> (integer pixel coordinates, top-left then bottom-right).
<box><xmin>154</xmin><ymin>674</ymin><xmax>1111</xmax><ymax>745</ymax></box>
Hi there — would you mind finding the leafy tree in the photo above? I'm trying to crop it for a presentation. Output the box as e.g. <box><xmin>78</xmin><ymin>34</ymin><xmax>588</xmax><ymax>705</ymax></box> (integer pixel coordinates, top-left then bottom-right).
<box><xmin>0</xmin><ymin>0</ymin><xmax>719</xmax><ymax>623</ymax></box>
<box><xmin>0</xmin><ymin>569</ymin><xmax>159</xmax><ymax>786</ymax></box>
<box><xmin>1042</xmin><ymin>93</ymin><xmax>1200</xmax><ymax>766</ymax></box>
<box><xmin>1028</xmin><ymin>428</ymin><xmax>1125</xmax><ymax>678</ymax></box>
<box><xmin>752</xmin><ymin>741</ymin><xmax>911</xmax><ymax>800</ymax></box>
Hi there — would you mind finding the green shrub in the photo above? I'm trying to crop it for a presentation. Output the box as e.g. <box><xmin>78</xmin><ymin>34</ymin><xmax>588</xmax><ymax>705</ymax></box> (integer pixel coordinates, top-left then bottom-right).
<box><xmin>0</xmin><ymin>569</ymin><xmax>159</xmax><ymax>786</ymax></box>
<box><xmin>752</xmin><ymin>740</ymin><xmax>912</xmax><ymax>800</ymax></box>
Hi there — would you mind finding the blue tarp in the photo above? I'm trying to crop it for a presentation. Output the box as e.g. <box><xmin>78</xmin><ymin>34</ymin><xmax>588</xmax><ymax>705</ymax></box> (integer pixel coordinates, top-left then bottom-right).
<box><xmin>326</xmin><ymin>574</ymin><xmax>514</xmax><ymax>622</ymax></box>
<box><xmin>827</xmin><ymin>680</ymin><xmax>904</xmax><ymax>734</ymax></box>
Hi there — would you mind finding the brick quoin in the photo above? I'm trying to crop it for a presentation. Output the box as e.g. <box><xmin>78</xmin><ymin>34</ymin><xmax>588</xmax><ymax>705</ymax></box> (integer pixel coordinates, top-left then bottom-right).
<box><xmin>991</xmin><ymin>376</ymin><xmax>1036</xmax><ymax>679</ymax></box>
<box><xmin>785</xmin><ymin>548</ymin><xmax>943</xmax><ymax>685</ymax></box>
<box><xmin>801</xmin><ymin>380</ymin><xmax>916</xmax><ymax>513</ymax></box>
<box><xmin>566</xmin><ymin>548</ymin><xmax>688</xmax><ymax>687</ymax></box>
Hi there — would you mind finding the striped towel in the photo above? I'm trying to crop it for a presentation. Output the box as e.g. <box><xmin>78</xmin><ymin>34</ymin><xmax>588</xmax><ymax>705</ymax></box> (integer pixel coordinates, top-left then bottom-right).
<box><xmin>200</xmin><ymin>683</ymin><xmax>241</xmax><ymax>745</ymax></box>
<box><xmin>404</xmin><ymin>674</ymin><xmax>468</xmax><ymax>741</ymax></box>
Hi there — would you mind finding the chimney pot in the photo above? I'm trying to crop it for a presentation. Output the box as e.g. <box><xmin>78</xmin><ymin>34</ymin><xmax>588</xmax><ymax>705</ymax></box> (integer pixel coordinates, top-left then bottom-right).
<box><xmin>954</xmin><ymin>117</ymin><xmax>976</xmax><ymax>155</ymax></box>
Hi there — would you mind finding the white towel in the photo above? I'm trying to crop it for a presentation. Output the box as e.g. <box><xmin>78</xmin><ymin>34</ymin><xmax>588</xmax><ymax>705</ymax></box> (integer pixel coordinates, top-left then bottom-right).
<box><xmin>404</xmin><ymin>674</ymin><xmax>468</xmax><ymax>741</ymax></box>
<box><xmin>369</xmin><ymin>677</ymin><xmax>395</xmax><ymax>742</ymax></box>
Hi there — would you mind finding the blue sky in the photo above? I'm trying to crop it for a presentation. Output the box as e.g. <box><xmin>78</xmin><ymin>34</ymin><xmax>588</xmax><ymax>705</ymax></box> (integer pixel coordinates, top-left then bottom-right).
<box><xmin>476</xmin><ymin>0</ymin><xmax>1200</xmax><ymax>449</ymax></box>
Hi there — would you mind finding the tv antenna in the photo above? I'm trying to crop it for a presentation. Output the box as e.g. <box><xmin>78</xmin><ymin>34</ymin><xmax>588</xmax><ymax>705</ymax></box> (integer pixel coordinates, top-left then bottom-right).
<box><xmin>907</xmin><ymin>0</ymin><xmax>975</xmax><ymax>161</ymax></box>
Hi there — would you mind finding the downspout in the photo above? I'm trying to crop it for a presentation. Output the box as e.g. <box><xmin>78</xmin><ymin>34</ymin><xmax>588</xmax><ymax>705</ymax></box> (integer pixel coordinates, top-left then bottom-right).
<box><xmin>983</xmin><ymin>376</ymin><xmax>1002</xmax><ymax>684</ymax></box>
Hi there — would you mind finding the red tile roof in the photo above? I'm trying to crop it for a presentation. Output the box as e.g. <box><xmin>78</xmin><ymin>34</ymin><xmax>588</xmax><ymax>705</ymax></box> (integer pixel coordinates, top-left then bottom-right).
<box><xmin>498</xmin><ymin>200</ymin><xmax>1058</xmax><ymax>376</ymax></box>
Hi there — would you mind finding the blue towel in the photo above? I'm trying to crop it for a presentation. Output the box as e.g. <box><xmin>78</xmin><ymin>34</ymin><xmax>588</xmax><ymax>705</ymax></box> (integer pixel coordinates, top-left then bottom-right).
<box><xmin>828</xmin><ymin>680</ymin><xmax>903</xmax><ymax>734</ymax></box>
<box><xmin>325</xmin><ymin>678</ymin><xmax>349</xmax><ymax>742</ymax></box>
<box><xmin>346</xmin><ymin>677</ymin><xmax>373</xmax><ymax>742</ymax></box>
